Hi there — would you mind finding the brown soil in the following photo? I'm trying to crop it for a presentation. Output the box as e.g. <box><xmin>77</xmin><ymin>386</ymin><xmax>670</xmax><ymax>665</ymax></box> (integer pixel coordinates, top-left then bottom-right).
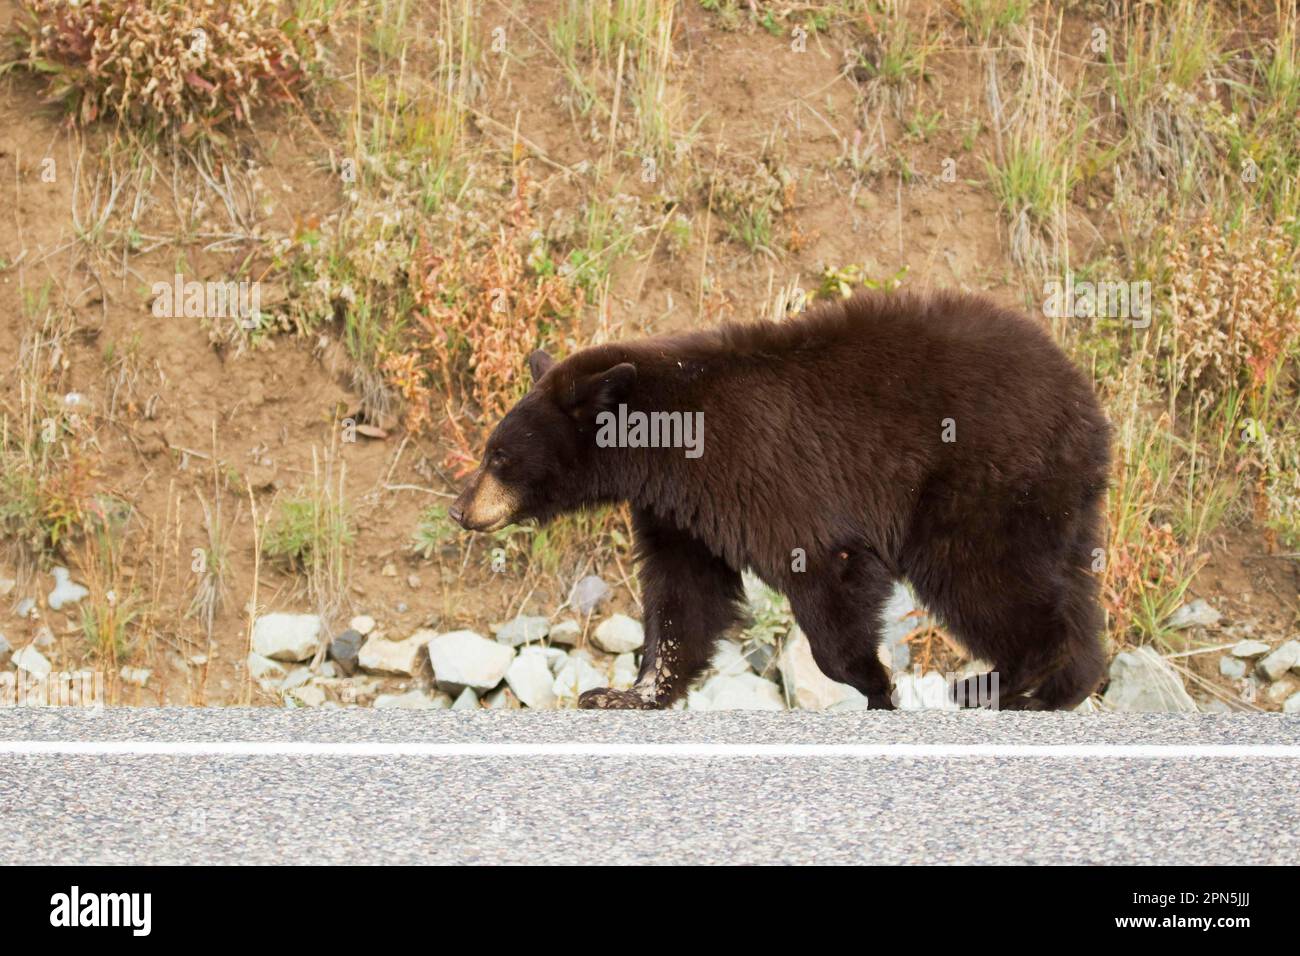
<box><xmin>1</xmin><ymin>0</ymin><xmax>1295</xmax><ymax>709</ymax></box>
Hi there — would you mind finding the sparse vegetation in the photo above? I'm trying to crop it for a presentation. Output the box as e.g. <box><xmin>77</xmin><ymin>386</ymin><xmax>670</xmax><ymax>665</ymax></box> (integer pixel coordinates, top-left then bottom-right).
<box><xmin>261</xmin><ymin>449</ymin><xmax>353</xmax><ymax>616</ymax></box>
<box><xmin>853</xmin><ymin>0</ymin><xmax>934</xmax><ymax>120</ymax></box>
<box><xmin>1</xmin><ymin>0</ymin><xmax>1296</xmax><ymax>710</ymax></box>
<box><xmin>386</xmin><ymin>164</ymin><xmax>588</xmax><ymax>453</ymax></box>
<box><xmin>412</xmin><ymin>505</ymin><xmax>456</xmax><ymax>559</ymax></box>
<box><xmin>5</xmin><ymin>0</ymin><xmax>335</xmax><ymax>138</ymax></box>
<box><xmin>263</xmin><ymin>494</ymin><xmax>351</xmax><ymax>571</ymax></box>
<box><xmin>955</xmin><ymin>0</ymin><xmax>1034</xmax><ymax>44</ymax></box>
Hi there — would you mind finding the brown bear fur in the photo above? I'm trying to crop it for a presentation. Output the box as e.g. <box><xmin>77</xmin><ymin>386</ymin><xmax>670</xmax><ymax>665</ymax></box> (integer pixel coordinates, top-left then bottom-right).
<box><xmin>451</xmin><ymin>290</ymin><xmax>1111</xmax><ymax>710</ymax></box>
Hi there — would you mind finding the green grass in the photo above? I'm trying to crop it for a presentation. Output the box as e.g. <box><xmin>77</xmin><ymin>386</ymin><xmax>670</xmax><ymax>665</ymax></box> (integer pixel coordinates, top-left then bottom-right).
<box><xmin>854</xmin><ymin>1</ymin><xmax>934</xmax><ymax>119</ymax></box>
<box><xmin>1102</xmin><ymin>0</ymin><xmax>1224</xmax><ymax>202</ymax></box>
<box><xmin>986</xmin><ymin>134</ymin><xmax>1075</xmax><ymax>226</ymax></box>
<box><xmin>412</xmin><ymin>504</ymin><xmax>456</xmax><ymax>558</ymax></box>
<box><xmin>726</xmin><ymin>204</ymin><xmax>775</xmax><ymax>257</ymax></box>
<box><xmin>562</xmin><ymin>198</ymin><xmax>640</xmax><ymax>294</ymax></box>
<box><xmin>549</xmin><ymin>0</ymin><xmax>684</xmax><ymax>162</ymax></box>
<box><xmin>955</xmin><ymin>0</ymin><xmax>1033</xmax><ymax>44</ymax></box>
<box><xmin>263</xmin><ymin>493</ymin><xmax>354</xmax><ymax>572</ymax></box>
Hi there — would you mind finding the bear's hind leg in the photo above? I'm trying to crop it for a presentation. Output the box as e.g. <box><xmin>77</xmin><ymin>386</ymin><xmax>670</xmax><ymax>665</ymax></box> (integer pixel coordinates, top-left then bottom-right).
<box><xmin>916</xmin><ymin>560</ymin><xmax>1104</xmax><ymax>712</ymax></box>
<box><xmin>1017</xmin><ymin>572</ymin><xmax>1106</xmax><ymax>710</ymax></box>
<box><xmin>783</xmin><ymin>548</ymin><xmax>896</xmax><ymax>709</ymax></box>
<box><xmin>579</xmin><ymin>508</ymin><xmax>745</xmax><ymax>710</ymax></box>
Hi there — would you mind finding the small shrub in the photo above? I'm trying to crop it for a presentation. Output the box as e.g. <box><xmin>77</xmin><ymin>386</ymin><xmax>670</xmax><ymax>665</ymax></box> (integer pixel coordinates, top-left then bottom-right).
<box><xmin>387</xmin><ymin>163</ymin><xmax>585</xmax><ymax>452</ymax></box>
<box><xmin>412</xmin><ymin>505</ymin><xmax>456</xmax><ymax>559</ymax></box>
<box><xmin>1254</xmin><ymin>421</ymin><xmax>1300</xmax><ymax>548</ymax></box>
<box><xmin>263</xmin><ymin>494</ymin><xmax>353</xmax><ymax>572</ymax></box>
<box><xmin>1162</xmin><ymin>218</ymin><xmax>1300</xmax><ymax>402</ymax></box>
<box><xmin>6</xmin><ymin>0</ymin><xmax>333</xmax><ymax>134</ymax></box>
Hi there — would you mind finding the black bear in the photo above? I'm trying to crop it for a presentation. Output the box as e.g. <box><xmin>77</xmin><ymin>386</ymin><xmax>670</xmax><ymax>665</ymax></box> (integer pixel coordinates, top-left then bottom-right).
<box><xmin>451</xmin><ymin>290</ymin><xmax>1110</xmax><ymax>710</ymax></box>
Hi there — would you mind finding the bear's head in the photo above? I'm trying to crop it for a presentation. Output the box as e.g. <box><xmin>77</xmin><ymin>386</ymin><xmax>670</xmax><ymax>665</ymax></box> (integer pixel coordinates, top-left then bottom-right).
<box><xmin>450</xmin><ymin>348</ymin><xmax>636</xmax><ymax>532</ymax></box>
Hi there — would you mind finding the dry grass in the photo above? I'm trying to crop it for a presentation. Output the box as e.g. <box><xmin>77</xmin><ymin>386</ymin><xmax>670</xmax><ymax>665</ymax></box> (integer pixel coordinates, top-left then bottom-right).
<box><xmin>3</xmin><ymin>0</ymin><xmax>1298</xmax><ymax>705</ymax></box>
<box><xmin>5</xmin><ymin>0</ymin><xmax>335</xmax><ymax>138</ymax></box>
<box><xmin>387</xmin><ymin>162</ymin><xmax>586</xmax><ymax>464</ymax></box>
<box><xmin>1162</xmin><ymin>218</ymin><xmax>1299</xmax><ymax>403</ymax></box>
<box><xmin>0</xmin><ymin>291</ymin><xmax>95</xmax><ymax>558</ymax></box>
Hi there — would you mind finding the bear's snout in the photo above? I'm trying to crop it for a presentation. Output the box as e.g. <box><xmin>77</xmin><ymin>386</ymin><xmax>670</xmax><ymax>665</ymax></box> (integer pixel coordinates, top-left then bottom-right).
<box><xmin>451</xmin><ymin>470</ymin><xmax>520</xmax><ymax>533</ymax></box>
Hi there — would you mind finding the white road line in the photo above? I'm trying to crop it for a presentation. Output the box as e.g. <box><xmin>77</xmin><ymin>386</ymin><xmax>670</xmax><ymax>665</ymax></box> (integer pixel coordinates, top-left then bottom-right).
<box><xmin>0</xmin><ymin>742</ymin><xmax>1297</xmax><ymax>758</ymax></box>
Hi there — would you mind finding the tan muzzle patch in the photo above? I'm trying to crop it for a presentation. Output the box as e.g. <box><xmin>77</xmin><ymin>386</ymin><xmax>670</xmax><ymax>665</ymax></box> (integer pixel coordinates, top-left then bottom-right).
<box><xmin>452</xmin><ymin>470</ymin><xmax>520</xmax><ymax>532</ymax></box>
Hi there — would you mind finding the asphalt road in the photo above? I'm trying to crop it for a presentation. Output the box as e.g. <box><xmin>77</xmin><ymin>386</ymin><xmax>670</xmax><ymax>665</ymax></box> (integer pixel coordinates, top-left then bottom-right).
<box><xmin>1</xmin><ymin>709</ymin><xmax>1297</xmax><ymax>864</ymax></box>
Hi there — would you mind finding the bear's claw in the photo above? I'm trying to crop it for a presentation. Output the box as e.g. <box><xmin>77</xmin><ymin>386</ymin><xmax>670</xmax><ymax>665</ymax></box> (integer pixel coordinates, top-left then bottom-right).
<box><xmin>578</xmin><ymin>687</ymin><xmax>658</xmax><ymax>710</ymax></box>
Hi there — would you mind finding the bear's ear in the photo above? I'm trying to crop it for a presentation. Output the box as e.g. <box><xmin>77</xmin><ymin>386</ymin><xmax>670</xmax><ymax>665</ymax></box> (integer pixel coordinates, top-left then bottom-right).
<box><xmin>559</xmin><ymin>362</ymin><xmax>637</xmax><ymax>418</ymax></box>
<box><xmin>527</xmin><ymin>349</ymin><xmax>556</xmax><ymax>383</ymax></box>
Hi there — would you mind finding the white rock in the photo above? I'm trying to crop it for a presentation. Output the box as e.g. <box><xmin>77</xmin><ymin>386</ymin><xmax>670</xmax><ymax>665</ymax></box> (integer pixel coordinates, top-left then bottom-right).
<box><xmin>744</xmin><ymin>639</ymin><xmax>778</xmax><ymax>677</ymax></box>
<box><xmin>119</xmin><ymin>666</ymin><xmax>151</xmax><ymax>687</ymax></box>
<box><xmin>506</xmin><ymin>649</ymin><xmax>557</xmax><ymax>709</ymax></box>
<box><xmin>1256</xmin><ymin>641</ymin><xmax>1300</xmax><ymax>682</ymax></box>
<box><xmin>688</xmin><ymin>672</ymin><xmax>784</xmax><ymax>711</ymax></box>
<box><xmin>1230</xmin><ymin>640</ymin><xmax>1271</xmax><ymax>658</ymax></box>
<box><xmin>710</xmin><ymin>640</ymin><xmax>752</xmax><ymax>678</ymax></box>
<box><xmin>893</xmin><ymin>671</ymin><xmax>958</xmax><ymax>711</ymax></box>
<box><xmin>0</xmin><ymin>632</ymin><xmax>11</xmax><ymax>666</ymax></box>
<box><xmin>247</xmin><ymin>653</ymin><xmax>287</xmax><ymax>681</ymax></box>
<box><xmin>279</xmin><ymin>666</ymin><xmax>312</xmax><ymax>690</ymax></box>
<box><xmin>358</xmin><ymin>628</ymin><xmax>438</xmax><ymax>677</ymax></box>
<box><xmin>879</xmin><ymin>582</ymin><xmax>927</xmax><ymax>671</ymax></box>
<box><xmin>548</xmin><ymin>619</ymin><xmax>582</xmax><ymax>646</ymax></box>
<box><xmin>552</xmin><ymin>653</ymin><xmax>607</xmax><ymax>702</ymax></box>
<box><xmin>1219</xmin><ymin>656</ymin><xmax>1247</xmax><ymax>680</ymax></box>
<box><xmin>1283</xmin><ymin>691</ymin><xmax>1300</xmax><ymax>714</ymax></box>
<box><xmin>349</xmin><ymin>615</ymin><xmax>376</xmax><ymax>636</ymax></box>
<box><xmin>374</xmin><ymin>689</ymin><xmax>447</xmax><ymax>710</ymax></box>
<box><xmin>1266</xmin><ymin>678</ymin><xmax>1295</xmax><ymax>703</ymax></box>
<box><xmin>1102</xmin><ymin>647</ymin><xmax>1197</xmax><ymax>713</ymax></box>
<box><xmin>483</xmin><ymin>686</ymin><xmax>512</xmax><ymax>709</ymax></box>
<box><xmin>1167</xmin><ymin>598</ymin><xmax>1221</xmax><ymax>630</ymax></box>
<box><xmin>13</xmin><ymin>645</ymin><xmax>51</xmax><ymax>679</ymax></box>
<box><xmin>427</xmin><ymin>630</ymin><xmax>515</xmax><ymax>691</ymax></box>
<box><xmin>612</xmin><ymin>652</ymin><xmax>638</xmax><ymax>690</ymax></box>
<box><xmin>494</xmin><ymin>615</ymin><xmax>549</xmax><ymax>647</ymax></box>
<box><xmin>542</xmin><ymin>646</ymin><xmax>569</xmax><ymax>673</ymax></box>
<box><xmin>0</xmin><ymin>578</ymin><xmax>15</xmax><ymax>598</ymax></box>
<box><xmin>47</xmin><ymin>567</ymin><xmax>89</xmax><ymax>611</ymax></box>
<box><xmin>742</xmin><ymin>571</ymin><xmax>775</xmax><ymax>611</ymax></box>
<box><xmin>828</xmin><ymin>697</ymin><xmax>872</xmax><ymax>712</ymax></box>
<box><xmin>451</xmin><ymin>687</ymin><xmax>479</xmax><ymax>710</ymax></box>
<box><xmin>569</xmin><ymin>575</ymin><xmax>610</xmax><ymax>614</ymax></box>
<box><xmin>592</xmin><ymin>614</ymin><xmax>644</xmax><ymax>654</ymax></box>
<box><xmin>287</xmin><ymin>684</ymin><xmax>326</xmax><ymax>707</ymax></box>
<box><xmin>251</xmin><ymin>613</ymin><xmax>322</xmax><ymax>662</ymax></box>
<box><xmin>777</xmin><ymin>627</ymin><xmax>865</xmax><ymax>710</ymax></box>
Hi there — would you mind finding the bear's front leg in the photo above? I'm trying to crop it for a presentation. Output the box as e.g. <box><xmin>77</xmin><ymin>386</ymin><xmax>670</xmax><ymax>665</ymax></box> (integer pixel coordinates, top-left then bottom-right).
<box><xmin>783</xmin><ymin>545</ymin><xmax>898</xmax><ymax>709</ymax></box>
<box><xmin>578</xmin><ymin>509</ymin><xmax>745</xmax><ymax>710</ymax></box>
